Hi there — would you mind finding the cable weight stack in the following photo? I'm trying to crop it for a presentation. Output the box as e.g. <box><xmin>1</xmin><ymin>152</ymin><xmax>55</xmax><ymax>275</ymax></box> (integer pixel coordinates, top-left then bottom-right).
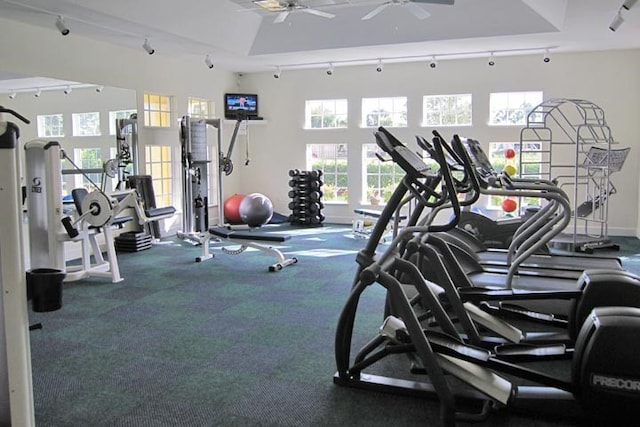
<box><xmin>287</xmin><ymin>169</ymin><xmax>325</xmax><ymax>226</ymax></box>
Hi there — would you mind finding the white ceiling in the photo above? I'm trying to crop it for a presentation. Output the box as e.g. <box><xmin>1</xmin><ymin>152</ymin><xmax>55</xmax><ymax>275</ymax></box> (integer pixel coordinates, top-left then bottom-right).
<box><xmin>0</xmin><ymin>0</ymin><xmax>639</xmax><ymax>91</ymax></box>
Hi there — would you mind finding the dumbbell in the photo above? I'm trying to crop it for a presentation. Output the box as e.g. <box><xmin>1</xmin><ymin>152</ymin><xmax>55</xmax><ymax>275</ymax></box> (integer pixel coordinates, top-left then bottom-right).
<box><xmin>289</xmin><ymin>202</ymin><xmax>323</xmax><ymax>213</ymax></box>
<box><xmin>288</xmin><ymin>178</ymin><xmax>323</xmax><ymax>189</ymax></box>
<box><xmin>289</xmin><ymin>169</ymin><xmax>322</xmax><ymax>179</ymax></box>
<box><xmin>292</xmin><ymin>192</ymin><xmax>322</xmax><ymax>203</ymax></box>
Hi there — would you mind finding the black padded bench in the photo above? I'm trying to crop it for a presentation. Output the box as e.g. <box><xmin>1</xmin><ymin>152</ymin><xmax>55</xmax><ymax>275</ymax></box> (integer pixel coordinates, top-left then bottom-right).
<box><xmin>209</xmin><ymin>226</ymin><xmax>291</xmax><ymax>243</ymax></box>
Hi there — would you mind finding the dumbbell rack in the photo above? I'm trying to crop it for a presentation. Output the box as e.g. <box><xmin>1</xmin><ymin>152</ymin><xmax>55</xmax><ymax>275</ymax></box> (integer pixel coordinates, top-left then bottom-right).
<box><xmin>288</xmin><ymin>169</ymin><xmax>325</xmax><ymax>226</ymax></box>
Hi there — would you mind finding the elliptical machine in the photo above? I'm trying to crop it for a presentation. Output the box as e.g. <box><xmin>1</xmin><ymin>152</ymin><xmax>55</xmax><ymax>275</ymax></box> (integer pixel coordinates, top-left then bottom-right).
<box><xmin>333</xmin><ymin>127</ymin><xmax>640</xmax><ymax>425</ymax></box>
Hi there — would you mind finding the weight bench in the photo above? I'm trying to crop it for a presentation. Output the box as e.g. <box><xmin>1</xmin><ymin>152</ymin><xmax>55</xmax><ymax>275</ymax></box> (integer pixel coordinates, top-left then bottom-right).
<box><xmin>353</xmin><ymin>208</ymin><xmax>407</xmax><ymax>241</ymax></box>
<box><xmin>198</xmin><ymin>226</ymin><xmax>298</xmax><ymax>272</ymax></box>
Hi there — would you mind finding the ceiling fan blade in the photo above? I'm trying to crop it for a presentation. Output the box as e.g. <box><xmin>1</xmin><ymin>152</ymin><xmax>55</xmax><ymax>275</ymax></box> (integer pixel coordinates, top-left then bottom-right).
<box><xmin>273</xmin><ymin>11</ymin><xmax>289</xmax><ymax>23</ymax></box>
<box><xmin>362</xmin><ymin>3</ymin><xmax>392</xmax><ymax>21</ymax></box>
<box><xmin>303</xmin><ymin>8</ymin><xmax>336</xmax><ymax>19</ymax></box>
<box><xmin>405</xmin><ymin>2</ymin><xmax>431</xmax><ymax>19</ymax></box>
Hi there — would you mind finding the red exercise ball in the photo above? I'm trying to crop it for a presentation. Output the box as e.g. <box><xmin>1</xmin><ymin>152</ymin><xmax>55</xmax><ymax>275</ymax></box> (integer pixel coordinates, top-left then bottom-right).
<box><xmin>504</xmin><ymin>148</ymin><xmax>516</xmax><ymax>159</ymax></box>
<box><xmin>224</xmin><ymin>194</ymin><xmax>245</xmax><ymax>224</ymax></box>
<box><xmin>501</xmin><ymin>198</ymin><xmax>518</xmax><ymax>213</ymax></box>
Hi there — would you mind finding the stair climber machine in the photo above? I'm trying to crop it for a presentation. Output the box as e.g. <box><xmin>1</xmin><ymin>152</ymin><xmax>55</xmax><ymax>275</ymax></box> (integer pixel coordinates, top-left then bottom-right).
<box><xmin>0</xmin><ymin>106</ymin><xmax>38</xmax><ymax>426</ymax></box>
<box><xmin>333</xmin><ymin>127</ymin><xmax>640</xmax><ymax>426</ymax></box>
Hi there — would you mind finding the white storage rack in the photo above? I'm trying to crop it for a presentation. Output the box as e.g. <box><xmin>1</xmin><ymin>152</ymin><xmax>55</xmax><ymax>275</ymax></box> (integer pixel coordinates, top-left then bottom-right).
<box><xmin>519</xmin><ymin>98</ymin><xmax>629</xmax><ymax>253</ymax></box>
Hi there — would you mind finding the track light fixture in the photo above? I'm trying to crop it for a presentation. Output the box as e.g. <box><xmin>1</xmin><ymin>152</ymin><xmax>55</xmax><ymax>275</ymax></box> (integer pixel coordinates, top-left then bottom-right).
<box><xmin>623</xmin><ymin>0</ymin><xmax>638</xmax><ymax>10</ymax></box>
<box><xmin>429</xmin><ymin>56</ymin><xmax>437</xmax><ymax>69</ymax></box>
<box><xmin>273</xmin><ymin>67</ymin><xmax>282</xmax><ymax>79</ymax></box>
<box><xmin>8</xmin><ymin>92</ymin><xmax>16</xmax><ymax>100</ymax></box>
<box><xmin>376</xmin><ymin>59</ymin><xmax>383</xmax><ymax>73</ymax></box>
<box><xmin>63</xmin><ymin>86</ymin><xmax>72</xmax><ymax>95</ymax></box>
<box><xmin>326</xmin><ymin>63</ymin><xmax>334</xmax><ymax>76</ymax></box>
<box><xmin>34</xmin><ymin>89</ymin><xmax>41</xmax><ymax>98</ymax></box>
<box><xmin>95</xmin><ymin>85</ymin><xmax>104</xmax><ymax>93</ymax></box>
<box><xmin>56</xmin><ymin>15</ymin><xmax>70</xmax><ymax>36</ymax></box>
<box><xmin>543</xmin><ymin>49</ymin><xmax>551</xmax><ymax>63</ymax></box>
<box><xmin>610</xmin><ymin>12</ymin><xmax>624</xmax><ymax>31</ymax></box>
<box><xmin>488</xmin><ymin>53</ymin><xmax>495</xmax><ymax>66</ymax></box>
<box><xmin>143</xmin><ymin>38</ymin><xmax>155</xmax><ymax>55</ymax></box>
<box><xmin>204</xmin><ymin>54</ymin><xmax>214</xmax><ymax>69</ymax></box>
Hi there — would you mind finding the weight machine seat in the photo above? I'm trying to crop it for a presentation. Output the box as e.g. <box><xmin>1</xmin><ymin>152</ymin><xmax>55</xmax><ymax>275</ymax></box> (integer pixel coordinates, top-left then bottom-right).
<box><xmin>127</xmin><ymin>175</ymin><xmax>177</xmax><ymax>238</ymax></box>
<box><xmin>145</xmin><ymin>206</ymin><xmax>177</xmax><ymax>218</ymax></box>
<box><xmin>71</xmin><ymin>188</ymin><xmax>133</xmax><ymax>227</ymax></box>
<box><xmin>209</xmin><ymin>226</ymin><xmax>291</xmax><ymax>242</ymax></box>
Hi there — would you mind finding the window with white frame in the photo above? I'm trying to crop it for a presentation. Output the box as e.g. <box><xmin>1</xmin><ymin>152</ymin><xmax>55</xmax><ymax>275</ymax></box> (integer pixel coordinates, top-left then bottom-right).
<box><xmin>143</xmin><ymin>93</ymin><xmax>173</xmax><ymax>127</ymax></box>
<box><xmin>489</xmin><ymin>91</ymin><xmax>543</xmax><ymax>126</ymax></box>
<box><xmin>307</xmin><ymin>144</ymin><xmax>348</xmax><ymax>203</ymax></box>
<box><xmin>36</xmin><ymin>114</ymin><xmax>64</xmax><ymax>138</ymax></box>
<box><xmin>73</xmin><ymin>148</ymin><xmax>103</xmax><ymax>190</ymax></box>
<box><xmin>305</xmin><ymin>99</ymin><xmax>348</xmax><ymax>129</ymax></box>
<box><xmin>188</xmin><ymin>97</ymin><xmax>214</xmax><ymax>119</ymax></box>
<box><xmin>423</xmin><ymin>94</ymin><xmax>472</xmax><ymax>127</ymax></box>
<box><xmin>72</xmin><ymin>112</ymin><xmax>101</xmax><ymax>137</ymax></box>
<box><xmin>362</xmin><ymin>97</ymin><xmax>407</xmax><ymax>128</ymax></box>
<box><xmin>144</xmin><ymin>145</ymin><xmax>173</xmax><ymax>207</ymax></box>
<box><xmin>486</xmin><ymin>142</ymin><xmax>543</xmax><ymax>212</ymax></box>
<box><xmin>108</xmin><ymin>109</ymin><xmax>137</xmax><ymax>135</ymax></box>
<box><xmin>363</xmin><ymin>143</ymin><xmax>405</xmax><ymax>205</ymax></box>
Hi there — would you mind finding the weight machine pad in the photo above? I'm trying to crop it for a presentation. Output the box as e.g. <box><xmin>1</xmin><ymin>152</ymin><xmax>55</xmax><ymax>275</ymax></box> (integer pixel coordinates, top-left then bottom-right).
<box><xmin>146</xmin><ymin>206</ymin><xmax>177</xmax><ymax>218</ymax></box>
<box><xmin>209</xmin><ymin>227</ymin><xmax>290</xmax><ymax>242</ymax></box>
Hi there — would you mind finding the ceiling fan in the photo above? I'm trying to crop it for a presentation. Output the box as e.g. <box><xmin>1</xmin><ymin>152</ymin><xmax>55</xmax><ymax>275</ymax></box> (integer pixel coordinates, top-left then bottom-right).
<box><xmin>361</xmin><ymin>0</ymin><xmax>454</xmax><ymax>21</ymax></box>
<box><xmin>253</xmin><ymin>1</ymin><xmax>336</xmax><ymax>24</ymax></box>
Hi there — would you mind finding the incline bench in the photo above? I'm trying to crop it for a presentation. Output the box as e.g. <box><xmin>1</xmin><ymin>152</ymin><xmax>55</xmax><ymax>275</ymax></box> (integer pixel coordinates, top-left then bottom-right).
<box><xmin>197</xmin><ymin>226</ymin><xmax>298</xmax><ymax>272</ymax></box>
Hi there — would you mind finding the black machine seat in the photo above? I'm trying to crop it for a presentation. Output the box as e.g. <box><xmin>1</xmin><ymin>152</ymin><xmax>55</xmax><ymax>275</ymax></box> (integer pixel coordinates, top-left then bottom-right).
<box><xmin>71</xmin><ymin>188</ymin><xmax>133</xmax><ymax>228</ymax></box>
<box><xmin>209</xmin><ymin>226</ymin><xmax>291</xmax><ymax>243</ymax></box>
<box><xmin>146</xmin><ymin>206</ymin><xmax>177</xmax><ymax>218</ymax></box>
<box><xmin>127</xmin><ymin>175</ymin><xmax>177</xmax><ymax>238</ymax></box>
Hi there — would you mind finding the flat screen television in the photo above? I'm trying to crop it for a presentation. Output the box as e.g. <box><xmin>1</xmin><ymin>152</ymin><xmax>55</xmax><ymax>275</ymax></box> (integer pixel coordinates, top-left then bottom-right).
<box><xmin>224</xmin><ymin>93</ymin><xmax>258</xmax><ymax>119</ymax></box>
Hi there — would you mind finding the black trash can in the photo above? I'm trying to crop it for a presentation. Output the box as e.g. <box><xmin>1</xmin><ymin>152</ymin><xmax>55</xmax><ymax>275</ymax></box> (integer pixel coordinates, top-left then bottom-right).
<box><xmin>26</xmin><ymin>268</ymin><xmax>65</xmax><ymax>312</ymax></box>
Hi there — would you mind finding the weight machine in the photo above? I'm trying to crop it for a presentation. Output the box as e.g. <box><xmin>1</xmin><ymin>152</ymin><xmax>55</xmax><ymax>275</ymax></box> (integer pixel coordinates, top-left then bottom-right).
<box><xmin>25</xmin><ymin>140</ymin><xmax>126</xmax><ymax>283</ymax></box>
<box><xmin>0</xmin><ymin>106</ymin><xmax>37</xmax><ymax>426</ymax></box>
<box><xmin>179</xmin><ymin>115</ymin><xmax>296</xmax><ymax>270</ymax></box>
<box><xmin>114</xmin><ymin>114</ymin><xmax>139</xmax><ymax>190</ymax></box>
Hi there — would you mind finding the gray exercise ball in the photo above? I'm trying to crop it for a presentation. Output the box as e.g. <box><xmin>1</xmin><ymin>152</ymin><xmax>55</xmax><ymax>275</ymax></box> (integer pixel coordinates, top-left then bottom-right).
<box><xmin>239</xmin><ymin>193</ymin><xmax>273</xmax><ymax>227</ymax></box>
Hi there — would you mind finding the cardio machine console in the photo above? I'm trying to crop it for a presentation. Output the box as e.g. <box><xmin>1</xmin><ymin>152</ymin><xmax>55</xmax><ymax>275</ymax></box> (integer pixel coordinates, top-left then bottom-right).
<box><xmin>375</xmin><ymin>127</ymin><xmax>433</xmax><ymax>179</ymax></box>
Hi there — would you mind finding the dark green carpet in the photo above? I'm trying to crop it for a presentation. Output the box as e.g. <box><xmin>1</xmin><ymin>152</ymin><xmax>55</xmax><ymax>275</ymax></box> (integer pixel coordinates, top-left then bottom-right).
<box><xmin>28</xmin><ymin>228</ymin><xmax>640</xmax><ymax>427</ymax></box>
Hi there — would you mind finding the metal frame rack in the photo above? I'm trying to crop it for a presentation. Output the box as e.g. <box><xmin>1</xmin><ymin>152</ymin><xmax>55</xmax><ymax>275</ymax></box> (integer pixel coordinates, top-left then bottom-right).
<box><xmin>519</xmin><ymin>98</ymin><xmax>629</xmax><ymax>253</ymax></box>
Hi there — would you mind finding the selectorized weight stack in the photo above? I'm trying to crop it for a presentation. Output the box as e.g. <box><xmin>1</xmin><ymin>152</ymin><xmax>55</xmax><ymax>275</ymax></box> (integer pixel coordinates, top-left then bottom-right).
<box><xmin>178</xmin><ymin>116</ymin><xmax>218</xmax><ymax>241</ymax></box>
<box><xmin>287</xmin><ymin>169</ymin><xmax>325</xmax><ymax>226</ymax></box>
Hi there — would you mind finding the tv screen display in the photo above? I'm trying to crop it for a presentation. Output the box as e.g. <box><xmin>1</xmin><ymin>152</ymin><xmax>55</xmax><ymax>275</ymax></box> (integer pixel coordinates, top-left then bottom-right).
<box><xmin>225</xmin><ymin>93</ymin><xmax>258</xmax><ymax>119</ymax></box>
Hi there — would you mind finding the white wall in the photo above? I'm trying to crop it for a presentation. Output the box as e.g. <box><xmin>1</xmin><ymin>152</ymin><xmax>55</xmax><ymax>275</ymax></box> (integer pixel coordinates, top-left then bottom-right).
<box><xmin>237</xmin><ymin>49</ymin><xmax>640</xmax><ymax>236</ymax></box>
<box><xmin>2</xmin><ymin>16</ymin><xmax>640</xmax><ymax>235</ymax></box>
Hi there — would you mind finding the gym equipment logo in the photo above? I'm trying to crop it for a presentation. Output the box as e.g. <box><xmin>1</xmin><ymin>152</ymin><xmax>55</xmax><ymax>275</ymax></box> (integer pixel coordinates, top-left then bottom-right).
<box><xmin>31</xmin><ymin>177</ymin><xmax>42</xmax><ymax>193</ymax></box>
<box><xmin>591</xmin><ymin>373</ymin><xmax>640</xmax><ymax>394</ymax></box>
